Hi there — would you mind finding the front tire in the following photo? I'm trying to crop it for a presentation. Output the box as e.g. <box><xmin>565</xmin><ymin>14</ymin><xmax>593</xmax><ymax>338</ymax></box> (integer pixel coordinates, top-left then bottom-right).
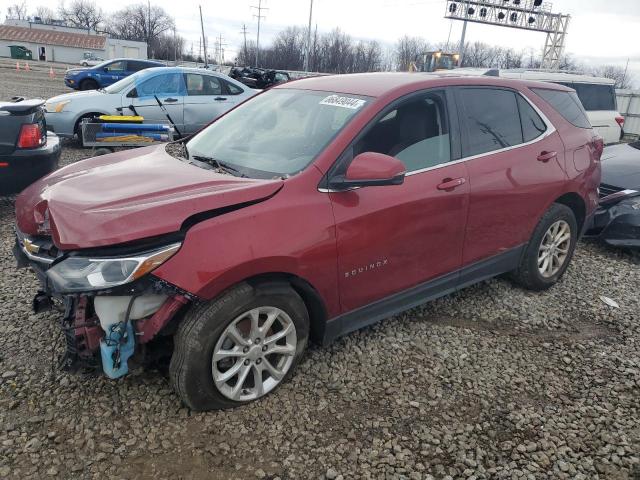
<box><xmin>79</xmin><ymin>79</ymin><xmax>98</xmax><ymax>90</ymax></box>
<box><xmin>512</xmin><ymin>203</ymin><xmax>578</xmax><ymax>291</ymax></box>
<box><xmin>170</xmin><ymin>282</ymin><xmax>309</xmax><ymax>411</ymax></box>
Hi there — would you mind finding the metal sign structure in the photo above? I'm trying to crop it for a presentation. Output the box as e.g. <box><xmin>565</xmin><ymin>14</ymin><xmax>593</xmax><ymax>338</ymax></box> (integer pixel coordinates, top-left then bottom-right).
<box><xmin>444</xmin><ymin>0</ymin><xmax>570</xmax><ymax>69</ymax></box>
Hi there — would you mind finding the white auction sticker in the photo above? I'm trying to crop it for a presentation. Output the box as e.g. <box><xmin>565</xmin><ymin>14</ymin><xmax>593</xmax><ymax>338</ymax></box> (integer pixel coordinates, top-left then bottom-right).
<box><xmin>319</xmin><ymin>95</ymin><xmax>366</xmax><ymax>110</ymax></box>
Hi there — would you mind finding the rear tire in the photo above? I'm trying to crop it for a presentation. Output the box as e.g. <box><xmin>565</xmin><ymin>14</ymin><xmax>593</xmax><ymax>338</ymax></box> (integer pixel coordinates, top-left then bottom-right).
<box><xmin>170</xmin><ymin>282</ymin><xmax>309</xmax><ymax>411</ymax></box>
<box><xmin>512</xmin><ymin>203</ymin><xmax>578</xmax><ymax>291</ymax></box>
<box><xmin>79</xmin><ymin>79</ymin><xmax>98</xmax><ymax>90</ymax></box>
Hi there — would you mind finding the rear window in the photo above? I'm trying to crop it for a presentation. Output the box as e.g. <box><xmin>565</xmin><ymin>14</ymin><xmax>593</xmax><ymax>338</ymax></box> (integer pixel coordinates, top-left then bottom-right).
<box><xmin>556</xmin><ymin>82</ymin><xmax>616</xmax><ymax>111</ymax></box>
<box><xmin>532</xmin><ymin>88</ymin><xmax>591</xmax><ymax>129</ymax></box>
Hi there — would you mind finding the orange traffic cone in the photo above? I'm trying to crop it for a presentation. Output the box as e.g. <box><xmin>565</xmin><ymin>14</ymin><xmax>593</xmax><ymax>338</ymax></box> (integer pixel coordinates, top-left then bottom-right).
<box><xmin>16</xmin><ymin>61</ymin><xmax>20</xmax><ymax>71</ymax></box>
<box><xmin>24</xmin><ymin>63</ymin><xmax>30</xmax><ymax>72</ymax></box>
<box><xmin>49</xmin><ymin>67</ymin><xmax>55</xmax><ymax>78</ymax></box>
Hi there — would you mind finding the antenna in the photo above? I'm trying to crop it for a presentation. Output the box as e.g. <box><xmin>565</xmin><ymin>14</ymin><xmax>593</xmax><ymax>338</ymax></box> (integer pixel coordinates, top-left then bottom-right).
<box><xmin>251</xmin><ymin>0</ymin><xmax>268</xmax><ymax>67</ymax></box>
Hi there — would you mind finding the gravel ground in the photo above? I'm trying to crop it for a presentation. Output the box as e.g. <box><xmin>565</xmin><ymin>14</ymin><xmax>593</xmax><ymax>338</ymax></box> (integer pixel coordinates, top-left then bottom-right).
<box><xmin>1</xmin><ymin>62</ymin><xmax>640</xmax><ymax>480</ymax></box>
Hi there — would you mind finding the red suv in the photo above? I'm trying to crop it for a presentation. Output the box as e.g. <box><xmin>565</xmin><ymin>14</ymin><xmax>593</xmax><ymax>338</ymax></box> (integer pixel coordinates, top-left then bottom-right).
<box><xmin>15</xmin><ymin>74</ymin><xmax>602</xmax><ymax>410</ymax></box>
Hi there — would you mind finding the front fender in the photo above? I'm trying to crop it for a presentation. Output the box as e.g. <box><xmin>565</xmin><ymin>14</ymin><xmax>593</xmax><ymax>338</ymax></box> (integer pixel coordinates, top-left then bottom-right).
<box><xmin>151</xmin><ymin>176</ymin><xmax>341</xmax><ymax>317</ymax></box>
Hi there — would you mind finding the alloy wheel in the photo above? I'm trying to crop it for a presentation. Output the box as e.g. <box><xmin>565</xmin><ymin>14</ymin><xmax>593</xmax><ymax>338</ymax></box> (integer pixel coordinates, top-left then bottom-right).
<box><xmin>211</xmin><ymin>306</ymin><xmax>297</xmax><ymax>401</ymax></box>
<box><xmin>538</xmin><ymin>220</ymin><xmax>571</xmax><ymax>278</ymax></box>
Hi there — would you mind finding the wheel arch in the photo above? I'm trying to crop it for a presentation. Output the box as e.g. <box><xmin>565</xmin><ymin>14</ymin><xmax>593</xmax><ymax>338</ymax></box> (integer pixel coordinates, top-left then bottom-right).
<box><xmin>553</xmin><ymin>192</ymin><xmax>586</xmax><ymax>232</ymax></box>
<box><xmin>238</xmin><ymin>272</ymin><xmax>329</xmax><ymax>345</ymax></box>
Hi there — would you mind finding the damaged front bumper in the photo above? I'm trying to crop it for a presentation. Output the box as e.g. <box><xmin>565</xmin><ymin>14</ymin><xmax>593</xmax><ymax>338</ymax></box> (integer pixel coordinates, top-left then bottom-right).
<box><xmin>586</xmin><ymin>195</ymin><xmax>640</xmax><ymax>248</ymax></box>
<box><xmin>14</xmin><ymin>229</ymin><xmax>193</xmax><ymax>378</ymax></box>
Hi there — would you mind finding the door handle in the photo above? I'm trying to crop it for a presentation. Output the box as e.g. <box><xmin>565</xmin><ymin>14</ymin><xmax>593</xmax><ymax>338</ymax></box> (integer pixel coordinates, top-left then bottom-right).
<box><xmin>164</xmin><ymin>98</ymin><xmax>178</xmax><ymax>103</ymax></box>
<box><xmin>437</xmin><ymin>177</ymin><xmax>466</xmax><ymax>191</ymax></box>
<box><xmin>214</xmin><ymin>97</ymin><xmax>227</xmax><ymax>101</ymax></box>
<box><xmin>537</xmin><ymin>151</ymin><xmax>557</xmax><ymax>162</ymax></box>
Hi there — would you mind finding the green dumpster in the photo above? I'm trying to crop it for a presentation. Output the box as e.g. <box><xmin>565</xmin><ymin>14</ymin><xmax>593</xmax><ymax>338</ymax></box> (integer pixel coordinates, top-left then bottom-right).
<box><xmin>9</xmin><ymin>45</ymin><xmax>33</xmax><ymax>60</ymax></box>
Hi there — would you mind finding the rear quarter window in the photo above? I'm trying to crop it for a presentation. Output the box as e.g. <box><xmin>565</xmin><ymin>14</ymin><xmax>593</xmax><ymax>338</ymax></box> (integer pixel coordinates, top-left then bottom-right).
<box><xmin>532</xmin><ymin>88</ymin><xmax>591</xmax><ymax>129</ymax></box>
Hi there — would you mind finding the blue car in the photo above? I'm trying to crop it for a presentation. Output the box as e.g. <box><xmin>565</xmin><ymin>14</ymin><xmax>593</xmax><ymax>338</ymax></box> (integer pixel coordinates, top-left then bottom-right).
<box><xmin>64</xmin><ymin>58</ymin><xmax>166</xmax><ymax>91</ymax></box>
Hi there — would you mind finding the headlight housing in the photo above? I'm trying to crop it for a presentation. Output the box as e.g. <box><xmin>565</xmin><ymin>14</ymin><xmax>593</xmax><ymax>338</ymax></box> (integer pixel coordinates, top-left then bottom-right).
<box><xmin>44</xmin><ymin>100</ymin><xmax>71</xmax><ymax>113</ymax></box>
<box><xmin>46</xmin><ymin>243</ymin><xmax>180</xmax><ymax>292</ymax></box>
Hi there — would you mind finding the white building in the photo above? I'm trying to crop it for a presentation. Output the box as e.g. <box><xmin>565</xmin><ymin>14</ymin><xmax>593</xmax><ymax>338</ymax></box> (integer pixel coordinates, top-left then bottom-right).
<box><xmin>0</xmin><ymin>19</ymin><xmax>147</xmax><ymax>64</ymax></box>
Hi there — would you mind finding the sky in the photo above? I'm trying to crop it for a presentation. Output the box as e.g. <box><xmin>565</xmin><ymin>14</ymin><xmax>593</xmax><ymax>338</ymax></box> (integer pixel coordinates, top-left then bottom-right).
<box><xmin>15</xmin><ymin>0</ymin><xmax>640</xmax><ymax>84</ymax></box>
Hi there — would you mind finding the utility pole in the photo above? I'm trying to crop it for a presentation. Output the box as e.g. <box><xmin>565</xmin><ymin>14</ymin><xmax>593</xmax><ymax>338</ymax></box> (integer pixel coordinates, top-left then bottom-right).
<box><xmin>457</xmin><ymin>1</ymin><xmax>469</xmax><ymax>67</ymax></box>
<box><xmin>215</xmin><ymin>34</ymin><xmax>228</xmax><ymax>66</ymax></box>
<box><xmin>173</xmin><ymin>26</ymin><xmax>177</xmax><ymax>64</ymax></box>
<box><xmin>303</xmin><ymin>0</ymin><xmax>314</xmax><ymax>72</ymax></box>
<box><xmin>239</xmin><ymin>24</ymin><xmax>249</xmax><ymax>65</ymax></box>
<box><xmin>251</xmin><ymin>0</ymin><xmax>267</xmax><ymax>67</ymax></box>
<box><xmin>199</xmin><ymin>5</ymin><xmax>208</xmax><ymax>66</ymax></box>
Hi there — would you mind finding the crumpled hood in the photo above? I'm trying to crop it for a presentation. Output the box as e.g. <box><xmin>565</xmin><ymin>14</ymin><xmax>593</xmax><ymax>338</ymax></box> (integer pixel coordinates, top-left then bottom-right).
<box><xmin>15</xmin><ymin>145</ymin><xmax>283</xmax><ymax>250</ymax></box>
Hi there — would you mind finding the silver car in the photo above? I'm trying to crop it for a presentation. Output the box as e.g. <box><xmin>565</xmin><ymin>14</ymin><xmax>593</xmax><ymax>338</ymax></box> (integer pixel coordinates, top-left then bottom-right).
<box><xmin>45</xmin><ymin>67</ymin><xmax>257</xmax><ymax>140</ymax></box>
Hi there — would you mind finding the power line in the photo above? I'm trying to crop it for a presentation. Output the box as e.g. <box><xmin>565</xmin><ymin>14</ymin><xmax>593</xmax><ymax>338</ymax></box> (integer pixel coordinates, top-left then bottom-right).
<box><xmin>251</xmin><ymin>0</ymin><xmax>268</xmax><ymax>67</ymax></box>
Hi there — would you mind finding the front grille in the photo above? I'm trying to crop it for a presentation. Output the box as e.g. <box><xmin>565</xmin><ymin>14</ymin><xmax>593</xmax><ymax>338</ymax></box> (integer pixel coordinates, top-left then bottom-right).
<box><xmin>599</xmin><ymin>183</ymin><xmax>623</xmax><ymax>199</ymax></box>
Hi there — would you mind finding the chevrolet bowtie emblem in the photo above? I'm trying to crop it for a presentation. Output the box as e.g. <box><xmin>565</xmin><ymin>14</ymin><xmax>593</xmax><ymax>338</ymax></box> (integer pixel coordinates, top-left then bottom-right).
<box><xmin>23</xmin><ymin>239</ymin><xmax>40</xmax><ymax>255</ymax></box>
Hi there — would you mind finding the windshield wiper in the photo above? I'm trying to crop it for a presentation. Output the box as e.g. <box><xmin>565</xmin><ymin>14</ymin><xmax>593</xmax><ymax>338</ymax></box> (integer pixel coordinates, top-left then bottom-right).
<box><xmin>192</xmin><ymin>155</ymin><xmax>247</xmax><ymax>177</ymax></box>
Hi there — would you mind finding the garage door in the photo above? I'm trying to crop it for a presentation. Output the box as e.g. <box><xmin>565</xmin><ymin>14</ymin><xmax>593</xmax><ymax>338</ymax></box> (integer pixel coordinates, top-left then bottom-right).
<box><xmin>123</xmin><ymin>47</ymin><xmax>139</xmax><ymax>59</ymax></box>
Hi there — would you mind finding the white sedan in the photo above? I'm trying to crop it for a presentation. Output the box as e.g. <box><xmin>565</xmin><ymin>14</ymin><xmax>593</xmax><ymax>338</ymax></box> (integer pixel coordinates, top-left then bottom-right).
<box><xmin>45</xmin><ymin>67</ymin><xmax>257</xmax><ymax>141</ymax></box>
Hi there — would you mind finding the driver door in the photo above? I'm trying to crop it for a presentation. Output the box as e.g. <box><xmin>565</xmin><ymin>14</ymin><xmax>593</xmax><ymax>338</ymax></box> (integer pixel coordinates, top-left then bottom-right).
<box><xmin>328</xmin><ymin>90</ymin><xmax>469</xmax><ymax>312</ymax></box>
<box><xmin>124</xmin><ymin>72</ymin><xmax>185</xmax><ymax>134</ymax></box>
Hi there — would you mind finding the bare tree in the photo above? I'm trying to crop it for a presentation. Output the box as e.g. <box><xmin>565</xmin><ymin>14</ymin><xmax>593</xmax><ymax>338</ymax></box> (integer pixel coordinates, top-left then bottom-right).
<box><xmin>107</xmin><ymin>4</ymin><xmax>175</xmax><ymax>57</ymax></box>
<box><xmin>395</xmin><ymin>36</ymin><xmax>428</xmax><ymax>71</ymax></box>
<box><xmin>33</xmin><ymin>6</ymin><xmax>56</xmax><ymax>23</ymax></box>
<box><xmin>59</xmin><ymin>0</ymin><xmax>103</xmax><ymax>31</ymax></box>
<box><xmin>7</xmin><ymin>2</ymin><xmax>27</xmax><ymax>19</ymax></box>
<box><xmin>592</xmin><ymin>65</ymin><xmax>634</xmax><ymax>89</ymax></box>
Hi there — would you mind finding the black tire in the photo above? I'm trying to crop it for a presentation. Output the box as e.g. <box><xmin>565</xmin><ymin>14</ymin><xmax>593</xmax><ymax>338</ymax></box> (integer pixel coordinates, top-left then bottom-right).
<box><xmin>512</xmin><ymin>203</ymin><xmax>578</xmax><ymax>291</ymax></box>
<box><xmin>170</xmin><ymin>282</ymin><xmax>309</xmax><ymax>411</ymax></box>
<box><xmin>79</xmin><ymin>79</ymin><xmax>98</xmax><ymax>90</ymax></box>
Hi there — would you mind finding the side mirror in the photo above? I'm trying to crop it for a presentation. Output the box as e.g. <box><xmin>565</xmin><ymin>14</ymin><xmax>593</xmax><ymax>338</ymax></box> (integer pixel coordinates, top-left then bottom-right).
<box><xmin>103</xmin><ymin>67</ymin><xmax>109</xmax><ymax>72</ymax></box>
<box><xmin>329</xmin><ymin>152</ymin><xmax>406</xmax><ymax>190</ymax></box>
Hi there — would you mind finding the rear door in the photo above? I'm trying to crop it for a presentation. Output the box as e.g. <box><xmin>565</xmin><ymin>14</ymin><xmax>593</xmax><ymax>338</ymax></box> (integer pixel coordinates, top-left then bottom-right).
<box><xmin>183</xmin><ymin>73</ymin><xmax>233</xmax><ymax>135</ymax></box>
<box><xmin>455</xmin><ymin>86</ymin><xmax>567</xmax><ymax>266</ymax></box>
<box><xmin>329</xmin><ymin>89</ymin><xmax>469</xmax><ymax>312</ymax></box>
<box><xmin>126</xmin><ymin>72</ymin><xmax>185</xmax><ymax>132</ymax></box>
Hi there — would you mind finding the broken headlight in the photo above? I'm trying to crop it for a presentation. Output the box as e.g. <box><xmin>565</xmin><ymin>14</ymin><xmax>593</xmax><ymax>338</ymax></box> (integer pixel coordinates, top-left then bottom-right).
<box><xmin>46</xmin><ymin>243</ymin><xmax>181</xmax><ymax>292</ymax></box>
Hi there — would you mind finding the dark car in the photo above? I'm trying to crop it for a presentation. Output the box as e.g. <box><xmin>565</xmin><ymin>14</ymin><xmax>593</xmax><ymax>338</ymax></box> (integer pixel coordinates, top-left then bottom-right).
<box><xmin>229</xmin><ymin>67</ymin><xmax>290</xmax><ymax>89</ymax></box>
<box><xmin>0</xmin><ymin>98</ymin><xmax>60</xmax><ymax>195</ymax></box>
<box><xmin>586</xmin><ymin>141</ymin><xmax>640</xmax><ymax>247</ymax></box>
<box><xmin>15</xmin><ymin>74</ymin><xmax>601</xmax><ymax>410</ymax></box>
<box><xmin>64</xmin><ymin>58</ymin><xmax>166</xmax><ymax>91</ymax></box>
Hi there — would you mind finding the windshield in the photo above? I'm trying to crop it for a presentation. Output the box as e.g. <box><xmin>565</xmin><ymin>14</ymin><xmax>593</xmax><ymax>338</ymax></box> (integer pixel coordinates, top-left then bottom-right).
<box><xmin>186</xmin><ymin>89</ymin><xmax>369</xmax><ymax>178</ymax></box>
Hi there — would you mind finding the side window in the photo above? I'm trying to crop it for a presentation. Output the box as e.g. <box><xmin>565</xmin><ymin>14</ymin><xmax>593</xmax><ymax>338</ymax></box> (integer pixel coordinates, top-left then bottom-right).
<box><xmin>104</xmin><ymin>61</ymin><xmax>125</xmax><ymax>72</ymax></box>
<box><xmin>517</xmin><ymin>95</ymin><xmax>547</xmax><ymax>142</ymax></box>
<box><xmin>224</xmin><ymin>80</ymin><xmax>244</xmax><ymax>95</ymax></box>
<box><xmin>355</xmin><ymin>92</ymin><xmax>451</xmax><ymax>173</ymax></box>
<box><xmin>185</xmin><ymin>74</ymin><xmax>223</xmax><ymax>96</ymax></box>
<box><xmin>532</xmin><ymin>88</ymin><xmax>591</xmax><ymax>129</ymax></box>
<box><xmin>128</xmin><ymin>61</ymin><xmax>151</xmax><ymax>72</ymax></box>
<box><xmin>135</xmin><ymin>73</ymin><xmax>185</xmax><ymax>97</ymax></box>
<box><xmin>459</xmin><ymin>88</ymin><xmax>523</xmax><ymax>156</ymax></box>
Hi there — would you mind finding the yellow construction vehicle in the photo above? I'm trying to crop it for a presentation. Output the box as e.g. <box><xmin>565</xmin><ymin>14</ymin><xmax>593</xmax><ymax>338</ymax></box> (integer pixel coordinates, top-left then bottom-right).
<box><xmin>413</xmin><ymin>51</ymin><xmax>460</xmax><ymax>72</ymax></box>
